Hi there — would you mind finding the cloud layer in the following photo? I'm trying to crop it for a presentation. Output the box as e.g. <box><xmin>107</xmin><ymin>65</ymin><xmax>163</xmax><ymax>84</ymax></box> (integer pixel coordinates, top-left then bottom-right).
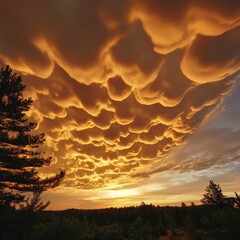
<box><xmin>0</xmin><ymin>0</ymin><xmax>239</xmax><ymax>190</ymax></box>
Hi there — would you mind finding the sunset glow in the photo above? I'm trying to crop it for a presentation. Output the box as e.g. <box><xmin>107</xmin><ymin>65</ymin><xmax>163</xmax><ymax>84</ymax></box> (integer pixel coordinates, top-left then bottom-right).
<box><xmin>0</xmin><ymin>0</ymin><xmax>239</xmax><ymax>210</ymax></box>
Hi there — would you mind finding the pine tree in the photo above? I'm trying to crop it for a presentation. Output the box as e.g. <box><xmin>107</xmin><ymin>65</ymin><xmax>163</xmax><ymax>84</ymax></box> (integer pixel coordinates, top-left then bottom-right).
<box><xmin>0</xmin><ymin>65</ymin><xmax>64</xmax><ymax>208</ymax></box>
<box><xmin>201</xmin><ymin>180</ymin><xmax>226</xmax><ymax>208</ymax></box>
<box><xmin>22</xmin><ymin>191</ymin><xmax>51</xmax><ymax>211</ymax></box>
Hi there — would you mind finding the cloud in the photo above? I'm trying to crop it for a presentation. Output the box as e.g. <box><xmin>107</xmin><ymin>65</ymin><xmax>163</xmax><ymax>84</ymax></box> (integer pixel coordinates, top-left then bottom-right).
<box><xmin>0</xmin><ymin>0</ymin><xmax>239</xmax><ymax>190</ymax></box>
<box><xmin>181</xmin><ymin>27</ymin><xmax>240</xmax><ymax>83</ymax></box>
<box><xmin>134</xmin><ymin>126</ymin><xmax>240</xmax><ymax>179</ymax></box>
<box><xmin>175</xmin><ymin>127</ymin><xmax>240</xmax><ymax>172</ymax></box>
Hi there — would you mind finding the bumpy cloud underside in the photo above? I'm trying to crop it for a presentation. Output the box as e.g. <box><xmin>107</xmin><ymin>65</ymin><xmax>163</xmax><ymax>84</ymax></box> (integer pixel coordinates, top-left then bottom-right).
<box><xmin>0</xmin><ymin>0</ymin><xmax>239</xmax><ymax>189</ymax></box>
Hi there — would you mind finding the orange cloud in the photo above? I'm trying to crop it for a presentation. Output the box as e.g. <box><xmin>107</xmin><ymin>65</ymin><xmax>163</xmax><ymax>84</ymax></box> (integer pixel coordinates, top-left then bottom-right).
<box><xmin>181</xmin><ymin>28</ymin><xmax>240</xmax><ymax>83</ymax></box>
<box><xmin>0</xmin><ymin>0</ymin><xmax>239</xmax><ymax>192</ymax></box>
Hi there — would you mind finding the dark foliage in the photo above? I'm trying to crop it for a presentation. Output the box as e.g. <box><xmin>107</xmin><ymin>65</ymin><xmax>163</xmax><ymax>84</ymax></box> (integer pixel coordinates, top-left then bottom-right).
<box><xmin>19</xmin><ymin>203</ymin><xmax>240</xmax><ymax>240</ymax></box>
<box><xmin>0</xmin><ymin>65</ymin><xmax>64</xmax><ymax>208</ymax></box>
<box><xmin>201</xmin><ymin>180</ymin><xmax>226</xmax><ymax>208</ymax></box>
<box><xmin>188</xmin><ymin>206</ymin><xmax>240</xmax><ymax>240</ymax></box>
<box><xmin>0</xmin><ymin>196</ymin><xmax>240</xmax><ymax>240</ymax></box>
<box><xmin>201</xmin><ymin>180</ymin><xmax>239</xmax><ymax>209</ymax></box>
<box><xmin>235</xmin><ymin>192</ymin><xmax>240</xmax><ymax>208</ymax></box>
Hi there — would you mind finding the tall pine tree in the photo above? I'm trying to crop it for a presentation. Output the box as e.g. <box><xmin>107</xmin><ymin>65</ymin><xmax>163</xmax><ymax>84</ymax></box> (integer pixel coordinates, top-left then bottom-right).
<box><xmin>0</xmin><ymin>65</ymin><xmax>64</xmax><ymax>207</ymax></box>
<box><xmin>201</xmin><ymin>180</ymin><xmax>226</xmax><ymax>208</ymax></box>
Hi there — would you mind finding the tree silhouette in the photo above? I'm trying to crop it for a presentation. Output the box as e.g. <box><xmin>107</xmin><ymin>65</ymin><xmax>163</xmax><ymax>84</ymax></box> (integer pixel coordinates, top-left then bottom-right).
<box><xmin>201</xmin><ymin>180</ymin><xmax>226</xmax><ymax>208</ymax></box>
<box><xmin>235</xmin><ymin>192</ymin><xmax>240</xmax><ymax>208</ymax></box>
<box><xmin>22</xmin><ymin>191</ymin><xmax>51</xmax><ymax>211</ymax></box>
<box><xmin>0</xmin><ymin>65</ymin><xmax>64</xmax><ymax>208</ymax></box>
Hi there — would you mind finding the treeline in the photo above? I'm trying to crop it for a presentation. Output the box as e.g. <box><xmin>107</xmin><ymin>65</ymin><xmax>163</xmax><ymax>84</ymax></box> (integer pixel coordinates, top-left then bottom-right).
<box><xmin>1</xmin><ymin>200</ymin><xmax>240</xmax><ymax>240</ymax></box>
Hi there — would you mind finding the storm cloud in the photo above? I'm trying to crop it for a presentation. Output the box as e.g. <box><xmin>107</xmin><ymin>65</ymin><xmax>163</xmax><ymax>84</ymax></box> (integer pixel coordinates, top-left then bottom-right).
<box><xmin>0</xmin><ymin>0</ymin><xmax>239</xmax><ymax>191</ymax></box>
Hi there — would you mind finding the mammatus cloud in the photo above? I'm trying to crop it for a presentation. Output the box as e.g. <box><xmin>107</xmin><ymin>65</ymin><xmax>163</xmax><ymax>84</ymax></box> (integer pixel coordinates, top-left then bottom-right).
<box><xmin>0</xmin><ymin>0</ymin><xmax>239</xmax><ymax>190</ymax></box>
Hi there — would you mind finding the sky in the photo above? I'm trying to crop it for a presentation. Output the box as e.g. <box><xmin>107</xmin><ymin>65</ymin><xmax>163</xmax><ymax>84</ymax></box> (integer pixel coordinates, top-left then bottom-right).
<box><xmin>0</xmin><ymin>0</ymin><xmax>239</xmax><ymax>210</ymax></box>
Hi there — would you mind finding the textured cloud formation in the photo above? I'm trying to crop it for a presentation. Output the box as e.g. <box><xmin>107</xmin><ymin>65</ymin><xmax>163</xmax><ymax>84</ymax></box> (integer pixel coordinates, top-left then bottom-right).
<box><xmin>0</xmin><ymin>0</ymin><xmax>239</xmax><ymax>190</ymax></box>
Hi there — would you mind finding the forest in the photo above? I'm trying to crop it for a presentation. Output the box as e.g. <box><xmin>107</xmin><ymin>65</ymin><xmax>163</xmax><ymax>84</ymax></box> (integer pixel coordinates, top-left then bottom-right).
<box><xmin>1</xmin><ymin>181</ymin><xmax>240</xmax><ymax>240</ymax></box>
<box><xmin>1</xmin><ymin>197</ymin><xmax>240</xmax><ymax>240</ymax></box>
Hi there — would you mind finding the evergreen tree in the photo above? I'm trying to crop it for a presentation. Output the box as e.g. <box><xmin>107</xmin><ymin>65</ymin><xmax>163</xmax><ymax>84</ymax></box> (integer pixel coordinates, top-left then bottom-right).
<box><xmin>0</xmin><ymin>65</ymin><xmax>64</xmax><ymax>208</ymax></box>
<box><xmin>201</xmin><ymin>180</ymin><xmax>226</xmax><ymax>208</ymax></box>
<box><xmin>22</xmin><ymin>191</ymin><xmax>51</xmax><ymax>211</ymax></box>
